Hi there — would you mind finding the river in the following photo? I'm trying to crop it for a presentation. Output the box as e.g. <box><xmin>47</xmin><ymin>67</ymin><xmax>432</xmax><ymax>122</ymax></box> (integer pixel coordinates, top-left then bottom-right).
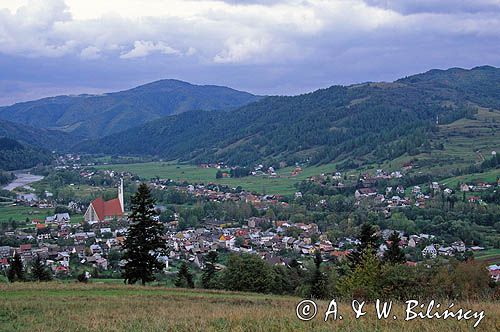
<box><xmin>2</xmin><ymin>171</ymin><xmax>45</xmax><ymax>191</ymax></box>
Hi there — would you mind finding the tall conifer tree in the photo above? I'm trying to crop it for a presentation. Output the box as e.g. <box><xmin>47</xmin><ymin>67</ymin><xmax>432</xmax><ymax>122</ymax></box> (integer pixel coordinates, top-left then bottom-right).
<box><xmin>348</xmin><ymin>223</ymin><xmax>379</xmax><ymax>268</ymax></box>
<box><xmin>383</xmin><ymin>231</ymin><xmax>406</xmax><ymax>264</ymax></box>
<box><xmin>7</xmin><ymin>252</ymin><xmax>25</xmax><ymax>282</ymax></box>
<box><xmin>175</xmin><ymin>261</ymin><xmax>194</xmax><ymax>288</ymax></box>
<box><xmin>201</xmin><ymin>251</ymin><xmax>218</xmax><ymax>289</ymax></box>
<box><xmin>310</xmin><ymin>251</ymin><xmax>329</xmax><ymax>299</ymax></box>
<box><xmin>31</xmin><ymin>254</ymin><xmax>52</xmax><ymax>281</ymax></box>
<box><xmin>122</xmin><ymin>183</ymin><xmax>166</xmax><ymax>285</ymax></box>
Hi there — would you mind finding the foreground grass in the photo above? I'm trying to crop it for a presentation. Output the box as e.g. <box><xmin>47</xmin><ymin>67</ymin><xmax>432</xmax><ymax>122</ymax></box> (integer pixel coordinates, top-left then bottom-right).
<box><xmin>0</xmin><ymin>283</ymin><xmax>499</xmax><ymax>331</ymax></box>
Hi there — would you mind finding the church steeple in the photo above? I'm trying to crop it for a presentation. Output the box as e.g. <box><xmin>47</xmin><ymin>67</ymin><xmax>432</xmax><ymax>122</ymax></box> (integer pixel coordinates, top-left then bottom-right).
<box><xmin>118</xmin><ymin>178</ymin><xmax>124</xmax><ymax>213</ymax></box>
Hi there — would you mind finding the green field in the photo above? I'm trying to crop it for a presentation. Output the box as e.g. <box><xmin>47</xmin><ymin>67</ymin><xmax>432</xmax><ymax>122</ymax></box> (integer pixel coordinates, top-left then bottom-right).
<box><xmin>0</xmin><ymin>205</ymin><xmax>83</xmax><ymax>225</ymax></box>
<box><xmin>441</xmin><ymin>169</ymin><xmax>500</xmax><ymax>188</ymax></box>
<box><xmin>0</xmin><ymin>205</ymin><xmax>51</xmax><ymax>224</ymax></box>
<box><xmin>475</xmin><ymin>249</ymin><xmax>500</xmax><ymax>264</ymax></box>
<box><xmin>366</xmin><ymin>108</ymin><xmax>500</xmax><ymax>177</ymax></box>
<box><xmin>0</xmin><ymin>283</ymin><xmax>498</xmax><ymax>332</ymax></box>
<box><xmin>95</xmin><ymin>162</ymin><xmax>340</xmax><ymax>195</ymax></box>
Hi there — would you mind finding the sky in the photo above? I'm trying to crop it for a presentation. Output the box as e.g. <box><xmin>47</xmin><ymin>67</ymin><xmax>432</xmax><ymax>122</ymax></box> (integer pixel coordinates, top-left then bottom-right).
<box><xmin>0</xmin><ymin>0</ymin><xmax>499</xmax><ymax>105</ymax></box>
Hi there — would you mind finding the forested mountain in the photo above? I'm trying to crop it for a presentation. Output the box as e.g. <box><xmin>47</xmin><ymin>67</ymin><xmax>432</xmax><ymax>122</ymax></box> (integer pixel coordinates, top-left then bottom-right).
<box><xmin>77</xmin><ymin>66</ymin><xmax>500</xmax><ymax>167</ymax></box>
<box><xmin>0</xmin><ymin>119</ymin><xmax>74</xmax><ymax>151</ymax></box>
<box><xmin>0</xmin><ymin>80</ymin><xmax>260</xmax><ymax>139</ymax></box>
<box><xmin>0</xmin><ymin>137</ymin><xmax>52</xmax><ymax>171</ymax></box>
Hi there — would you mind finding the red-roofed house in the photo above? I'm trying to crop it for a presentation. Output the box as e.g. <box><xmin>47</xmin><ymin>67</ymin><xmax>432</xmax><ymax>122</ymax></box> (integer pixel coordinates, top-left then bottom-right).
<box><xmin>0</xmin><ymin>257</ymin><xmax>8</xmax><ymax>267</ymax></box>
<box><xmin>19</xmin><ymin>244</ymin><xmax>32</xmax><ymax>253</ymax></box>
<box><xmin>84</xmin><ymin>179</ymin><xmax>124</xmax><ymax>223</ymax></box>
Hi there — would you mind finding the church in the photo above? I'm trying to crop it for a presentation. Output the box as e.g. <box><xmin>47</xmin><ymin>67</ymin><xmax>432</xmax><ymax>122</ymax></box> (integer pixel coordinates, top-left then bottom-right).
<box><xmin>84</xmin><ymin>179</ymin><xmax>124</xmax><ymax>224</ymax></box>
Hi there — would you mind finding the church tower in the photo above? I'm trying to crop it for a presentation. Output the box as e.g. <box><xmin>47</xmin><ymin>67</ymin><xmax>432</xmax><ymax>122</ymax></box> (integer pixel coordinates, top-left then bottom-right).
<box><xmin>118</xmin><ymin>178</ymin><xmax>124</xmax><ymax>213</ymax></box>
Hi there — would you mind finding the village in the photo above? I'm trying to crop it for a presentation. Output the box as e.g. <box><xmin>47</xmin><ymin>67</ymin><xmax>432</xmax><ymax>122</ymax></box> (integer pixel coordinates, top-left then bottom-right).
<box><xmin>1</xmin><ymin>157</ymin><xmax>499</xmax><ymax>283</ymax></box>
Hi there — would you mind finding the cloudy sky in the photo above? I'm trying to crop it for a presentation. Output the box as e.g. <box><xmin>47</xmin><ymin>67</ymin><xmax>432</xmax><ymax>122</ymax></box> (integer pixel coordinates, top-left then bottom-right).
<box><xmin>0</xmin><ymin>0</ymin><xmax>499</xmax><ymax>105</ymax></box>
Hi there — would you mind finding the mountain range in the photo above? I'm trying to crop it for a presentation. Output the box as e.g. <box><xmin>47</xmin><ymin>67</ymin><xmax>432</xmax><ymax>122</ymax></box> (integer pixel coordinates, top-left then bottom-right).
<box><xmin>77</xmin><ymin>66</ymin><xmax>500</xmax><ymax>167</ymax></box>
<box><xmin>0</xmin><ymin>66</ymin><xmax>499</xmax><ymax>171</ymax></box>
<box><xmin>0</xmin><ymin>80</ymin><xmax>260</xmax><ymax>139</ymax></box>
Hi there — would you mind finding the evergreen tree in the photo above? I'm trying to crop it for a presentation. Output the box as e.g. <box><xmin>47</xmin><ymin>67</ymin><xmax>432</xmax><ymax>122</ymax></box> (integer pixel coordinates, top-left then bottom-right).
<box><xmin>175</xmin><ymin>261</ymin><xmax>194</xmax><ymax>288</ymax></box>
<box><xmin>201</xmin><ymin>251</ymin><xmax>218</xmax><ymax>289</ymax></box>
<box><xmin>31</xmin><ymin>254</ymin><xmax>52</xmax><ymax>281</ymax></box>
<box><xmin>383</xmin><ymin>231</ymin><xmax>405</xmax><ymax>264</ymax></box>
<box><xmin>7</xmin><ymin>252</ymin><xmax>25</xmax><ymax>282</ymax></box>
<box><xmin>309</xmin><ymin>251</ymin><xmax>329</xmax><ymax>299</ymax></box>
<box><xmin>122</xmin><ymin>183</ymin><xmax>166</xmax><ymax>285</ymax></box>
<box><xmin>288</xmin><ymin>259</ymin><xmax>305</xmax><ymax>294</ymax></box>
<box><xmin>348</xmin><ymin>223</ymin><xmax>379</xmax><ymax>268</ymax></box>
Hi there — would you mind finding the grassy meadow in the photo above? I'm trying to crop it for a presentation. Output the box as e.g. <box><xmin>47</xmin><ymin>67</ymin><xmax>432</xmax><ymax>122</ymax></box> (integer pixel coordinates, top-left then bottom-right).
<box><xmin>475</xmin><ymin>249</ymin><xmax>500</xmax><ymax>265</ymax></box>
<box><xmin>0</xmin><ymin>205</ymin><xmax>83</xmax><ymax>225</ymax></box>
<box><xmin>0</xmin><ymin>205</ymin><xmax>52</xmax><ymax>224</ymax></box>
<box><xmin>0</xmin><ymin>283</ymin><xmax>499</xmax><ymax>332</ymax></box>
<box><xmin>366</xmin><ymin>108</ymin><xmax>500</xmax><ymax>177</ymax></box>
<box><xmin>441</xmin><ymin>169</ymin><xmax>500</xmax><ymax>188</ymax></box>
<box><xmin>95</xmin><ymin>162</ymin><xmax>340</xmax><ymax>195</ymax></box>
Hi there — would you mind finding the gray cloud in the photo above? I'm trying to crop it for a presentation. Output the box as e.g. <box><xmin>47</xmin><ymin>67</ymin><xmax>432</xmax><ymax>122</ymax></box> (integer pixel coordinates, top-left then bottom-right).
<box><xmin>0</xmin><ymin>0</ymin><xmax>498</xmax><ymax>104</ymax></box>
<box><xmin>363</xmin><ymin>0</ymin><xmax>500</xmax><ymax>14</ymax></box>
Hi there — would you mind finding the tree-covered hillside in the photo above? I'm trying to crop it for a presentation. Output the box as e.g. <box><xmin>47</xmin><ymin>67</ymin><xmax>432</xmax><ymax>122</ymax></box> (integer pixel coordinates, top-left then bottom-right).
<box><xmin>77</xmin><ymin>66</ymin><xmax>499</xmax><ymax>167</ymax></box>
<box><xmin>0</xmin><ymin>137</ymin><xmax>52</xmax><ymax>171</ymax></box>
<box><xmin>0</xmin><ymin>80</ymin><xmax>260</xmax><ymax>139</ymax></box>
<box><xmin>0</xmin><ymin>119</ymin><xmax>74</xmax><ymax>151</ymax></box>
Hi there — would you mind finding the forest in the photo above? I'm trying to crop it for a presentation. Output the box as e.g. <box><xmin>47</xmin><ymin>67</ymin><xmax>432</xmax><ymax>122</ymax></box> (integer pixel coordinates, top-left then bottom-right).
<box><xmin>77</xmin><ymin>66</ymin><xmax>500</xmax><ymax>168</ymax></box>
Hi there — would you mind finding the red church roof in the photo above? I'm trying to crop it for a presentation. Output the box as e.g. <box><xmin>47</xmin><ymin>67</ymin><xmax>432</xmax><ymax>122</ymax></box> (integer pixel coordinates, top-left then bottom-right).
<box><xmin>91</xmin><ymin>197</ymin><xmax>123</xmax><ymax>221</ymax></box>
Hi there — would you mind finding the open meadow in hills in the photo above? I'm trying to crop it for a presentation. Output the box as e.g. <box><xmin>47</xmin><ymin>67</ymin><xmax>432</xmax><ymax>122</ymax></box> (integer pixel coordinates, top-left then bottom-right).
<box><xmin>93</xmin><ymin>106</ymin><xmax>500</xmax><ymax>196</ymax></box>
<box><xmin>94</xmin><ymin>162</ymin><xmax>341</xmax><ymax>195</ymax></box>
<box><xmin>0</xmin><ymin>283</ymin><xmax>499</xmax><ymax>332</ymax></box>
<box><xmin>346</xmin><ymin>107</ymin><xmax>500</xmax><ymax>179</ymax></box>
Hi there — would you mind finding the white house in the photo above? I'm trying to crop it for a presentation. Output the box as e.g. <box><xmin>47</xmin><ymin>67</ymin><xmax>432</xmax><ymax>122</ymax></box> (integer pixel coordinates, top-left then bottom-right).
<box><xmin>422</xmin><ymin>245</ymin><xmax>437</xmax><ymax>259</ymax></box>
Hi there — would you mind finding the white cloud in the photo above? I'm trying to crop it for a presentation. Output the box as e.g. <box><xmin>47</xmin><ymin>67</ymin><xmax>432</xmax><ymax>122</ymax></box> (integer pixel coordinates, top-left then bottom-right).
<box><xmin>80</xmin><ymin>46</ymin><xmax>101</xmax><ymax>59</ymax></box>
<box><xmin>120</xmin><ymin>41</ymin><xmax>180</xmax><ymax>59</ymax></box>
<box><xmin>186</xmin><ymin>47</ymin><xmax>197</xmax><ymax>56</ymax></box>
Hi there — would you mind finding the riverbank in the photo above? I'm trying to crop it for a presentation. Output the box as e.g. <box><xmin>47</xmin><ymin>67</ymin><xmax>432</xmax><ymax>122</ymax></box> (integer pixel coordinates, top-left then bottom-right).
<box><xmin>2</xmin><ymin>171</ymin><xmax>44</xmax><ymax>191</ymax></box>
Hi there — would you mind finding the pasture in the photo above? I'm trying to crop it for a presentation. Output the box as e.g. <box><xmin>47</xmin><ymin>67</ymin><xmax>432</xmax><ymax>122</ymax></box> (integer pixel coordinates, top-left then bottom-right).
<box><xmin>0</xmin><ymin>283</ymin><xmax>498</xmax><ymax>332</ymax></box>
<box><xmin>95</xmin><ymin>162</ymin><xmax>340</xmax><ymax>195</ymax></box>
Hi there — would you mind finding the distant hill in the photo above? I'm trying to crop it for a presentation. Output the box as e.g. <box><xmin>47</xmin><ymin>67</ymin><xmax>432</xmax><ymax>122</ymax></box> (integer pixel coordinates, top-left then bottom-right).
<box><xmin>0</xmin><ymin>80</ymin><xmax>261</xmax><ymax>138</ymax></box>
<box><xmin>0</xmin><ymin>137</ymin><xmax>52</xmax><ymax>171</ymax></box>
<box><xmin>0</xmin><ymin>119</ymin><xmax>74</xmax><ymax>151</ymax></box>
<box><xmin>77</xmin><ymin>66</ymin><xmax>500</xmax><ymax>168</ymax></box>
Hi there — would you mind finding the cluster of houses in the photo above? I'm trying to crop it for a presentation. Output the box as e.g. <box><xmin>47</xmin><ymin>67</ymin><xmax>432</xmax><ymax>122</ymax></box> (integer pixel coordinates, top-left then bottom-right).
<box><xmin>198</xmin><ymin>162</ymin><xmax>303</xmax><ymax>178</ymax></box>
<box><xmin>331</xmin><ymin>169</ymin><xmax>498</xmax><ymax>210</ymax></box>
<box><xmin>150</xmin><ymin>179</ymin><xmax>287</xmax><ymax>209</ymax></box>
<box><xmin>308</xmin><ymin>166</ymin><xmax>499</xmax><ymax>210</ymax></box>
<box><xmin>1</xmin><ymin>207</ymin><xmax>494</xmax><ymax>282</ymax></box>
<box><xmin>0</xmin><ymin>228</ymin><xmax>120</xmax><ymax>274</ymax></box>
